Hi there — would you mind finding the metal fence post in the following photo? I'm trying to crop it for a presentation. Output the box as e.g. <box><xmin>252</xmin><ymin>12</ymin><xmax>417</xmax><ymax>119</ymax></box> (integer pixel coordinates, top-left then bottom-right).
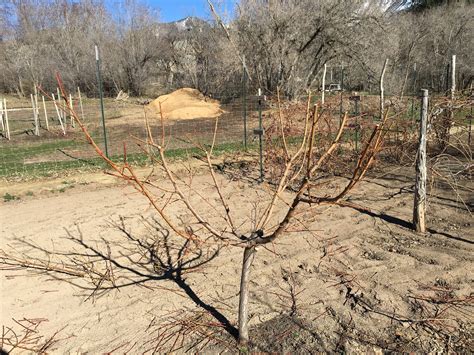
<box><xmin>256</xmin><ymin>89</ymin><xmax>264</xmax><ymax>182</ymax></box>
<box><xmin>95</xmin><ymin>45</ymin><xmax>109</xmax><ymax>158</ymax></box>
<box><xmin>413</xmin><ymin>89</ymin><xmax>429</xmax><ymax>233</ymax></box>
<box><xmin>468</xmin><ymin>105</ymin><xmax>472</xmax><ymax>148</ymax></box>
<box><xmin>339</xmin><ymin>66</ymin><xmax>344</xmax><ymax>125</ymax></box>
<box><xmin>258</xmin><ymin>89</ymin><xmax>263</xmax><ymax>182</ymax></box>
<box><xmin>349</xmin><ymin>95</ymin><xmax>360</xmax><ymax>152</ymax></box>
<box><xmin>355</xmin><ymin>98</ymin><xmax>359</xmax><ymax>151</ymax></box>
<box><xmin>242</xmin><ymin>56</ymin><xmax>248</xmax><ymax>150</ymax></box>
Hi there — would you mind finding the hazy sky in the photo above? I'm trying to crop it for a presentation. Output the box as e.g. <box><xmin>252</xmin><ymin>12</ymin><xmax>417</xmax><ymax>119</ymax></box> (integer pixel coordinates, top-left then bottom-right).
<box><xmin>146</xmin><ymin>0</ymin><xmax>236</xmax><ymax>22</ymax></box>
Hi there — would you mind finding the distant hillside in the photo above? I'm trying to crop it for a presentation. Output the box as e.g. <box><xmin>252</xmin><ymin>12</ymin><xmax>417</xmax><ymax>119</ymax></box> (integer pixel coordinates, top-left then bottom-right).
<box><xmin>157</xmin><ymin>16</ymin><xmax>210</xmax><ymax>35</ymax></box>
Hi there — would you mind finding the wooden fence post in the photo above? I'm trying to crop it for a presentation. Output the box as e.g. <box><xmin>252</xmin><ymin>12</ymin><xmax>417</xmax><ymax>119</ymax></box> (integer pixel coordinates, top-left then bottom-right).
<box><xmin>413</xmin><ymin>89</ymin><xmax>429</xmax><ymax>233</ymax></box>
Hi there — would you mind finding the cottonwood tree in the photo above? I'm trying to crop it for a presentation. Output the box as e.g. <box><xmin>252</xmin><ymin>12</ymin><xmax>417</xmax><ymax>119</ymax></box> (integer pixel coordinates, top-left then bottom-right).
<box><xmin>0</xmin><ymin>0</ymin><xmax>115</xmax><ymax>94</ymax></box>
<box><xmin>382</xmin><ymin>1</ymin><xmax>473</xmax><ymax>94</ymax></box>
<box><xmin>233</xmin><ymin>0</ymin><xmax>386</xmax><ymax>97</ymax></box>
<box><xmin>1</xmin><ymin>0</ymin><xmax>472</xmax><ymax>97</ymax></box>
<box><xmin>109</xmin><ymin>0</ymin><xmax>161</xmax><ymax>96</ymax></box>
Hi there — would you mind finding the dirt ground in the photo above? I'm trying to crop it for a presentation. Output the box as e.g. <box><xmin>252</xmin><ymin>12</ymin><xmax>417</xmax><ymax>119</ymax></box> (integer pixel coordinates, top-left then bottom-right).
<box><xmin>1</xmin><ymin>160</ymin><xmax>473</xmax><ymax>353</ymax></box>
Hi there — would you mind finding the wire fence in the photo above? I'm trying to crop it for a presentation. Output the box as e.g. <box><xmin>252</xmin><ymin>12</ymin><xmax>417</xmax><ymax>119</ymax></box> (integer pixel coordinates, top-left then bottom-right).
<box><xmin>0</xmin><ymin>88</ymin><xmax>472</xmax><ymax>180</ymax></box>
<box><xmin>0</xmin><ymin>89</ymin><xmax>262</xmax><ymax>178</ymax></box>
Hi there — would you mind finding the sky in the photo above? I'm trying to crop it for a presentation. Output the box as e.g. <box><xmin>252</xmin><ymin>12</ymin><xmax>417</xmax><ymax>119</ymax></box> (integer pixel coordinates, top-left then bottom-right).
<box><xmin>144</xmin><ymin>0</ymin><xmax>236</xmax><ymax>22</ymax></box>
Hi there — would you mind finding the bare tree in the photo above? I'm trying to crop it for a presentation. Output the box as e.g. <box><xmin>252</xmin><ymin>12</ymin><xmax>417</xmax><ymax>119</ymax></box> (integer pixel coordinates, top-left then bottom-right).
<box><xmin>0</xmin><ymin>75</ymin><xmax>390</xmax><ymax>347</ymax></box>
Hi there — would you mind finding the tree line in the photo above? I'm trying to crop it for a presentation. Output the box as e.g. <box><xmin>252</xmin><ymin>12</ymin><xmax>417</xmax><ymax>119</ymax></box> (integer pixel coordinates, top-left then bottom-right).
<box><xmin>0</xmin><ymin>0</ymin><xmax>472</xmax><ymax>99</ymax></box>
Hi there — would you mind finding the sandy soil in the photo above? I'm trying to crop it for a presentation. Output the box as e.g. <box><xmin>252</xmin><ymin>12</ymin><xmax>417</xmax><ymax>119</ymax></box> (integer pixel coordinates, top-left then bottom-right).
<box><xmin>148</xmin><ymin>88</ymin><xmax>224</xmax><ymax>120</ymax></box>
<box><xmin>1</xmin><ymin>163</ymin><xmax>473</xmax><ymax>353</ymax></box>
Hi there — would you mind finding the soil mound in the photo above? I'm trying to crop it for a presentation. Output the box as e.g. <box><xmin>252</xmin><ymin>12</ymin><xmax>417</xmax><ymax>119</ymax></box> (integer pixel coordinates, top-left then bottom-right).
<box><xmin>148</xmin><ymin>88</ymin><xmax>224</xmax><ymax>120</ymax></box>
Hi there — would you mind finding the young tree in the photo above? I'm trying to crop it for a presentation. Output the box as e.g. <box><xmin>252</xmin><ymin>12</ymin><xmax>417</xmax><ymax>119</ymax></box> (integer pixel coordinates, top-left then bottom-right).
<box><xmin>0</xmin><ymin>76</ymin><xmax>389</xmax><ymax>346</ymax></box>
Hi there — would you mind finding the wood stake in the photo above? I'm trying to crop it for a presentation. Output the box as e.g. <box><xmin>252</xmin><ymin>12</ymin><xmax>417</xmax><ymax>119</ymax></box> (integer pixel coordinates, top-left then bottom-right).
<box><xmin>34</xmin><ymin>94</ymin><xmax>40</xmax><ymax>129</ymax></box>
<box><xmin>42</xmin><ymin>96</ymin><xmax>49</xmax><ymax>131</ymax></box>
<box><xmin>413</xmin><ymin>89</ymin><xmax>428</xmax><ymax>233</ymax></box>
<box><xmin>57</xmin><ymin>87</ymin><xmax>65</xmax><ymax>122</ymax></box>
<box><xmin>52</xmin><ymin>94</ymin><xmax>66</xmax><ymax>135</ymax></box>
<box><xmin>69</xmin><ymin>93</ymin><xmax>75</xmax><ymax>128</ymax></box>
<box><xmin>3</xmin><ymin>98</ymin><xmax>10</xmax><ymax>140</ymax></box>
<box><xmin>31</xmin><ymin>94</ymin><xmax>39</xmax><ymax>136</ymax></box>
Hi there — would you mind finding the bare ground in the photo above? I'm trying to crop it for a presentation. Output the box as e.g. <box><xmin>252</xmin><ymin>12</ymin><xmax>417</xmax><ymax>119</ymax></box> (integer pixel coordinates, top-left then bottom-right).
<box><xmin>0</xmin><ymin>161</ymin><xmax>473</xmax><ymax>353</ymax></box>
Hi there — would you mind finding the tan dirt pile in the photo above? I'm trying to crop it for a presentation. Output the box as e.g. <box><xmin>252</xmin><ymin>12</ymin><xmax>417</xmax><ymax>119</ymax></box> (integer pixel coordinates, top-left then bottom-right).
<box><xmin>148</xmin><ymin>88</ymin><xmax>224</xmax><ymax>120</ymax></box>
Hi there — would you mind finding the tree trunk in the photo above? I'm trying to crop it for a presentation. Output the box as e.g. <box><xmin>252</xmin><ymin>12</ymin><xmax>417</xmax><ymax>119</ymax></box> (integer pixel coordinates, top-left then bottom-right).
<box><xmin>238</xmin><ymin>245</ymin><xmax>256</xmax><ymax>346</ymax></box>
<box><xmin>379</xmin><ymin>59</ymin><xmax>389</xmax><ymax>120</ymax></box>
<box><xmin>18</xmin><ymin>76</ymin><xmax>25</xmax><ymax>98</ymax></box>
<box><xmin>399</xmin><ymin>62</ymin><xmax>411</xmax><ymax>100</ymax></box>
<box><xmin>321</xmin><ymin>63</ymin><xmax>327</xmax><ymax>105</ymax></box>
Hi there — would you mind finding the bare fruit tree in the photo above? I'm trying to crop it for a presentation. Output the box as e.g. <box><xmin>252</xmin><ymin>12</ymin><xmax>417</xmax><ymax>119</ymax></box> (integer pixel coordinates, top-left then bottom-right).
<box><xmin>1</xmin><ymin>76</ymin><xmax>389</xmax><ymax>347</ymax></box>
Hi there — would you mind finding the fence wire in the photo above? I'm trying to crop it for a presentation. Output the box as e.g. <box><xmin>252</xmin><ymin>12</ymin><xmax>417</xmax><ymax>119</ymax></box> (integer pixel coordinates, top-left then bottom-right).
<box><xmin>0</xmin><ymin>90</ymin><xmax>472</xmax><ymax>180</ymax></box>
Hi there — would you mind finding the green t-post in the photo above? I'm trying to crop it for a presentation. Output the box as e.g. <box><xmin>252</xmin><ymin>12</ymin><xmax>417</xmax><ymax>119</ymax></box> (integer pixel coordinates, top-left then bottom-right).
<box><xmin>95</xmin><ymin>45</ymin><xmax>109</xmax><ymax>158</ymax></box>
<box><xmin>258</xmin><ymin>89</ymin><xmax>263</xmax><ymax>182</ymax></box>
<box><xmin>242</xmin><ymin>56</ymin><xmax>248</xmax><ymax>150</ymax></box>
<box><xmin>355</xmin><ymin>99</ymin><xmax>359</xmax><ymax>152</ymax></box>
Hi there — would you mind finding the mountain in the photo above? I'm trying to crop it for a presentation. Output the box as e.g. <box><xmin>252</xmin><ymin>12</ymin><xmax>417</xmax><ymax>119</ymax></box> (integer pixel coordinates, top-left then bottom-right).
<box><xmin>157</xmin><ymin>16</ymin><xmax>210</xmax><ymax>35</ymax></box>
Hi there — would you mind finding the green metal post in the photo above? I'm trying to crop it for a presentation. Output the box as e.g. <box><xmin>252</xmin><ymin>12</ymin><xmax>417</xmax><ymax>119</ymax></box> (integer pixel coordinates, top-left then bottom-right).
<box><xmin>469</xmin><ymin>106</ymin><xmax>472</xmax><ymax>148</ymax></box>
<box><xmin>242</xmin><ymin>56</ymin><xmax>248</xmax><ymax>150</ymax></box>
<box><xmin>95</xmin><ymin>45</ymin><xmax>109</xmax><ymax>158</ymax></box>
<box><xmin>412</xmin><ymin>63</ymin><xmax>418</xmax><ymax>96</ymax></box>
<box><xmin>340</xmin><ymin>66</ymin><xmax>345</xmax><ymax>125</ymax></box>
<box><xmin>258</xmin><ymin>89</ymin><xmax>263</xmax><ymax>182</ymax></box>
<box><xmin>355</xmin><ymin>99</ymin><xmax>359</xmax><ymax>152</ymax></box>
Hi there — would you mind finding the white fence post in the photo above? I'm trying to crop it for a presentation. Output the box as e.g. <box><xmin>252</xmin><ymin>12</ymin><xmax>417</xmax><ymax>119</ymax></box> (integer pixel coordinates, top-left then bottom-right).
<box><xmin>52</xmin><ymin>93</ymin><xmax>66</xmax><ymax>135</ymax></box>
<box><xmin>69</xmin><ymin>93</ymin><xmax>75</xmax><ymax>128</ymax></box>
<box><xmin>34</xmin><ymin>93</ymin><xmax>39</xmax><ymax>126</ymax></box>
<box><xmin>42</xmin><ymin>95</ymin><xmax>49</xmax><ymax>131</ymax></box>
<box><xmin>3</xmin><ymin>98</ymin><xmax>10</xmax><ymax>140</ymax></box>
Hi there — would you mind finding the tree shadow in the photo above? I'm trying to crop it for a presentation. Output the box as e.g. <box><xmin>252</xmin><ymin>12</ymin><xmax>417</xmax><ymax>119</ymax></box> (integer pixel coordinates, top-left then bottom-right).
<box><xmin>344</xmin><ymin>205</ymin><xmax>473</xmax><ymax>245</ymax></box>
<box><xmin>1</xmin><ymin>216</ymin><xmax>238</xmax><ymax>344</ymax></box>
